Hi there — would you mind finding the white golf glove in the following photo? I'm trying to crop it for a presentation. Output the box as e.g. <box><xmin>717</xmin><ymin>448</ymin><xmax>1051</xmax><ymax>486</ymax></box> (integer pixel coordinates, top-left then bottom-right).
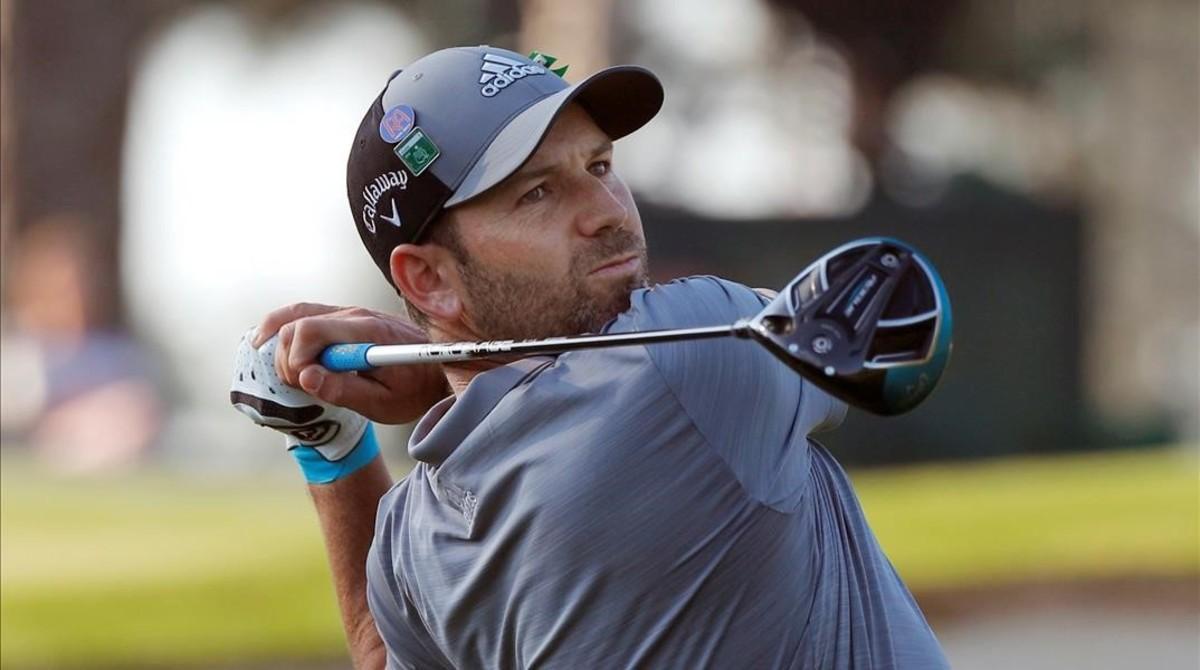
<box><xmin>230</xmin><ymin>328</ymin><xmax>378</xmax><ymax>484</ymax></box>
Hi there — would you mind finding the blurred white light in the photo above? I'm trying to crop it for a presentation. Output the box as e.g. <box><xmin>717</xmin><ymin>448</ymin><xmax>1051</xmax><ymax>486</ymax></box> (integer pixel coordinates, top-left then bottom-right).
<box><xmin>671</xmin><ymin>95</ymin><xmax>867</xmax><ymax>218</ymax></box>
<box><xmin>0</xmin><ymin>335</ymin><xmax>48</xmax><ymax>432</ymax></box>
<box><xmin>121</xmin><ymin>3</ymin><xmax>427</xmax><ymax>452</ymax></box>
<box><xmin>618</xmin><ymin>10</ymin><xmax>866</xmax><ymax>219</ymax></box>
<box><xmin>890</xmin><ymin>75</ymin><xmax>1077</xmax><ymax>197</ymax></box>
<box><xmin>631</xmin><ymin>0</ymin><xmax>774</xmax><ymax>67</ymax></box>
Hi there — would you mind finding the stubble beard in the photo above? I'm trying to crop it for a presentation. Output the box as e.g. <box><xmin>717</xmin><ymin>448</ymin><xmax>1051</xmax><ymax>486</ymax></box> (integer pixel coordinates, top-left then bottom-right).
<box><xmin>457</xmin><ymin>229</ymin><xmax>650</xmax><ymax>341</ymax></box>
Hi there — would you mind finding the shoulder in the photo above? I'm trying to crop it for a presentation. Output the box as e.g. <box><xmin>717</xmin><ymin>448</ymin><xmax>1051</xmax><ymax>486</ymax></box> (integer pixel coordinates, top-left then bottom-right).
<box><xmin>607</xmin><ymin>275</ymin><xmax>766</xmax><ymax>334</ymax></box>
<box><xmin>374</xmin><ymin>473</ymin><xmax>417</xmax><ymax>538</ymax></box>
<box><xmin>599</xmin><ymin>275</ymin><xmax>785</xmax><ymax>405</ymax></box>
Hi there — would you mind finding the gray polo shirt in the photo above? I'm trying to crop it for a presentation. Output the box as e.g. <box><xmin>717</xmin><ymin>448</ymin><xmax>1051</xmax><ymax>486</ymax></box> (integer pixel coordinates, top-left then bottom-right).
<box><xmin>366</xmin><ymin>276</ymin><xmax>948</xmax><ymax>669</ymax></box>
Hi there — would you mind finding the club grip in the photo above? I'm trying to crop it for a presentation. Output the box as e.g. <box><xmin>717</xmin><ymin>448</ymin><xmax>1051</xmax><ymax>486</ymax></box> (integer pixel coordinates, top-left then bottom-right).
<box><xmin>319</xmin><ymin>343</ymin><xmax>374</xmax><ymax>372</ymax></box>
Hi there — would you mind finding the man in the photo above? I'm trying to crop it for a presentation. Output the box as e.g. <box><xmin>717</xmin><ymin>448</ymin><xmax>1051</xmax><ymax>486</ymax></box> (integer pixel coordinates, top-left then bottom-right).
<box><xmin>232</xmin><ymin>46</ymin><xmax>948</xmax><ymax>669</ymax></box>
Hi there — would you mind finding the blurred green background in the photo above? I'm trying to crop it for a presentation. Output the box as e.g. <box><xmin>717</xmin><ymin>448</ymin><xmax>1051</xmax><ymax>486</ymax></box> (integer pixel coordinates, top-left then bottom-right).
<box><xmin>4</xmin><ymin>448</ymin><xmax>1196</xmax><ymax>668</ymax></box>
<box><xmin>1</xmin><ymin>0</ymin><xmax>1197</xmax><ymax>668</ymax></box>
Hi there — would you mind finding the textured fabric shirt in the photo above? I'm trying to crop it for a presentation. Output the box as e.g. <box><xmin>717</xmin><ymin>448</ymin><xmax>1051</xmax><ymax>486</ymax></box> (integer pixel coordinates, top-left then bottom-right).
<box><xmin>366</xmin><ymin>276</ymin><xmax>948</xmax><ymax>669</ymax></box>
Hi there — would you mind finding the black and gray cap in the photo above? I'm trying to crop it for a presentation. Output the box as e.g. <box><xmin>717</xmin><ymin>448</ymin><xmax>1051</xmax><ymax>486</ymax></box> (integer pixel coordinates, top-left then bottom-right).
<box><xmin>346</xmin><ymin>45</ymin><xmax>664</xmax><ymax>287</ymax></box>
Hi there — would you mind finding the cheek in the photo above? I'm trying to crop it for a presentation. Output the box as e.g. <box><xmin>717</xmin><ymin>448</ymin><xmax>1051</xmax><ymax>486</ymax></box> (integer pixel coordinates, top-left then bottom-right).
<box><xmin>475</xmin><ymin>234</ymin><xmax>574</xmax><ymax>279</ymax></box>
<box><xmin>610</xmin><ymin>177</ymin><xmax>643</xmax><ymax>234</ymax></box>
<box><xmin>464</xmin><ymin>211</ymin><xmax>558</xmax><ymax>265</ymax></box>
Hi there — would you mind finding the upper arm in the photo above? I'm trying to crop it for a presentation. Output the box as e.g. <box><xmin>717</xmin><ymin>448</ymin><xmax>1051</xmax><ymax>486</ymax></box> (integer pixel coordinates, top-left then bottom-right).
<box><xmin>612</xmin><ymin>276</ymin><xmax>845</xmax><ymax>510</ymax></box>
<box><xmin>365</xmin><ymin>485</ymin><xmax>454</xmax><ymax>670</ymax></box>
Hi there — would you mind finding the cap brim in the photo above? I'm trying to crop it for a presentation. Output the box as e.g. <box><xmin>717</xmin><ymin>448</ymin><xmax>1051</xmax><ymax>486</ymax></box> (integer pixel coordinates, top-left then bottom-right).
<box><xmin>445</xmin><ymin>66</ymin><xmax>664</xmax><ymax>207</ymax></box>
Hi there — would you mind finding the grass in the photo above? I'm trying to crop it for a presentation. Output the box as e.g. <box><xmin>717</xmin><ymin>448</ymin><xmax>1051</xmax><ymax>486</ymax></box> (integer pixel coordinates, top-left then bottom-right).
<box><xmin>854</xmin><ymin>446</ymin><xmax>1199</xmax><ymax>591</ymax></box>
<box><xmin>2</xmin><ymin>446</ymin><xmax>1197</xmax><ymax>668</ymax></box>
<box><xmin>0</xmin><ymin>460</ymin><xmax>345</xmax><ymax>668</ymax></box>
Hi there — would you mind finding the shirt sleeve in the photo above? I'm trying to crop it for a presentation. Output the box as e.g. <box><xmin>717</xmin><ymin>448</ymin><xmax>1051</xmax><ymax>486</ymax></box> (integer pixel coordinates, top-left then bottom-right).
<box><xmin>610</xmin><ymin>276</ymin><xmax>846</xmax><ymax>511</ymax></box>
<box><xmin>366</xmin><ymin>483</ymin><xmax>454</xmax><ymax>670</ymax></box>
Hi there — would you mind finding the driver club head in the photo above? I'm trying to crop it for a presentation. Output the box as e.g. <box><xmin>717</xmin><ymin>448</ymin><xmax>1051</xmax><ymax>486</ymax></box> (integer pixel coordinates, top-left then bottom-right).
<box><xmin>747</xmin><ymin>237</ymin><xmax>953</xmax><ymax>415</ymax></box>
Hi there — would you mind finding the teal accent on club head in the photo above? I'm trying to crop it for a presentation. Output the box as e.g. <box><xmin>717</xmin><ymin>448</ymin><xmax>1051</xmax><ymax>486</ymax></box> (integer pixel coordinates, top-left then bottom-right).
<box><xmin>881</xmin><ymin>245</ymin><xmax>953</xmax><ymax>414</ymax></box>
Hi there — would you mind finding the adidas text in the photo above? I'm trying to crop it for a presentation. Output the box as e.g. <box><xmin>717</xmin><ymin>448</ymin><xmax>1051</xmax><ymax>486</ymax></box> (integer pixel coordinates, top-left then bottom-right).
<box><xmin>479</xmin><ymin>54</ymin><xmax>545</xmax><ymax>97</ymax></box>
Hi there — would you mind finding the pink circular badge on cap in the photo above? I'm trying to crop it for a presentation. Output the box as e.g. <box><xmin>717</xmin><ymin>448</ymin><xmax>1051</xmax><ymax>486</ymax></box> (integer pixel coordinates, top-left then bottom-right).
<box><xmin>379</xmin><ymin>105</ymin><xmax>415</xmax><ymax>143</ymax></box>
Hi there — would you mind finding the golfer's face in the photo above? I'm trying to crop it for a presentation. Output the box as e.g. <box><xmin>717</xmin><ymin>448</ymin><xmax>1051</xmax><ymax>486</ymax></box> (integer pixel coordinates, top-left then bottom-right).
<box><xmin>448</xmin><ymin>104</ymin><xmax>649</xmax><ymax>340</ymax></box>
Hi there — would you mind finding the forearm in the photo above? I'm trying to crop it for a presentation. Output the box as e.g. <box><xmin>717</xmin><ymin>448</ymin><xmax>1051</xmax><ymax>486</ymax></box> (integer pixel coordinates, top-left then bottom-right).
<box><xmin>308</xmin><ymin>454</ymin><xmax>394</xmax><ymax>669</ymax></box>
<box><xmin>231</xmin><ymin>318</ymin><xmax>444</xmax><ymax>667</ymax></box>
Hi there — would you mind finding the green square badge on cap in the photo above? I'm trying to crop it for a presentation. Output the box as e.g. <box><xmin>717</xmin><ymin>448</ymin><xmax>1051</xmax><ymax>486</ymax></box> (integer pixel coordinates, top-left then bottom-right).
<box><xmin>394</xmin><ymin>127</ymin><xmax>441</xmax><ymax>176</ymax></box>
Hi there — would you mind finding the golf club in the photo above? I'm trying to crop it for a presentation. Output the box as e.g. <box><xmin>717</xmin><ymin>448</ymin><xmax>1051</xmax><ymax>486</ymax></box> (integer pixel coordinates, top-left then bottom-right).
<box><xmin>320</xmin><ymin>237</ymin><xmax>952</xmax><ymax>415</ymax></box>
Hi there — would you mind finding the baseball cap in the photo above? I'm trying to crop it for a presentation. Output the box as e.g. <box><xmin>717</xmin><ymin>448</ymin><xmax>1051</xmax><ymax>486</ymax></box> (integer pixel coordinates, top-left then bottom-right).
<box><xmin>347</xmin><ymin>45</ymin><xmax>664</xmax><ymax>287</ymax></box>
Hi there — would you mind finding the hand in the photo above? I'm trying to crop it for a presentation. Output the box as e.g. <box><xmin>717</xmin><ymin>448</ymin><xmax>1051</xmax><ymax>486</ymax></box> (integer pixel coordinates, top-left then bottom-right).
<box><xmin>231</xmin><ymin>329</ymin><xmax>379</xmax><ymax>484</ymax></box>
<box><xmin>254</xmin><ymin>303</ymin><xmax>449</xmax><ymax>425</ymax></box>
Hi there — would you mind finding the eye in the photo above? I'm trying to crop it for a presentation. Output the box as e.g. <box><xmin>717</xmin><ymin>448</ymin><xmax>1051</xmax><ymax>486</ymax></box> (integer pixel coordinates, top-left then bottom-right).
<box><xmin>589</xmin><ymin>160</ymin><xmax>611</xmax><ymax>177</ymax></box>
<box><xmin>519</xmin><ymin>184</ymin><xmax>547</xmax><ymax>205</ymax></box>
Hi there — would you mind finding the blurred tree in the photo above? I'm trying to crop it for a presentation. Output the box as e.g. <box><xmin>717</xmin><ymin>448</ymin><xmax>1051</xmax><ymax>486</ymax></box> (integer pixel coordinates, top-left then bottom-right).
<box><xmin>5</xmin><ymin>0</ymin><xmax>177</xmax><ymax>329</ymax></box>
<box><xmin>2</xmin><ymin>0</ymin><xmax>521</xmax><ymax>330</ymax></box>
<box><xmin>1</xmin><ymin>0</ymin><xmax>13</xmax><ymax>284</ymax></box>
<box><xmin>766</xmin><ymin>0</ymin><xmax>961</xmax><ymax>164</ymax></box>
<box><xmin>520</xmin><ymin>0</ymin><xmax>613</xmax><ymax>77</ymax></box>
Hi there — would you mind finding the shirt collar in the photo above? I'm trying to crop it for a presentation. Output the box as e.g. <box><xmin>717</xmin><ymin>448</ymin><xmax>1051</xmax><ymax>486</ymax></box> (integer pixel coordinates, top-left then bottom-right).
<box><xmin>408</xmin><ymin>356</ymin><xmax>553</xmax><ymax>466</ymax></box>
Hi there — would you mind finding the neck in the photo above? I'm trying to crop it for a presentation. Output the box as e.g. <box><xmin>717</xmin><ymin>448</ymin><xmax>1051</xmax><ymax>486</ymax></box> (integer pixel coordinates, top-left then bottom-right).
<box><xmin>427</xmin><ymin>321</ymin><xmax>504</xmax><ymax>397</ymax></box>
<box><xmin>441</xmin><ymin>359</ymin><xmax>503</xmax><ymax>396</ymax></box>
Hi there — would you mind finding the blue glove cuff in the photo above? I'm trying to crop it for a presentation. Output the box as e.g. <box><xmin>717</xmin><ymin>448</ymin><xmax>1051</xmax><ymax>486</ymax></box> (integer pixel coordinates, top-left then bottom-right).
<box><xmin>290</xmin><ymin>423</ymin><xmax>380</xmax><ymax>485</ymax></box>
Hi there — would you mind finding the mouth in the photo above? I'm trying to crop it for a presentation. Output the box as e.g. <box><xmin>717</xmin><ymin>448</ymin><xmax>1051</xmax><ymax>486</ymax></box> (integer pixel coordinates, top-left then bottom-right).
<box><xmin>589</xmin><ymin>254</ymin><xmax>640</xmax><ymax>277</ymax></box>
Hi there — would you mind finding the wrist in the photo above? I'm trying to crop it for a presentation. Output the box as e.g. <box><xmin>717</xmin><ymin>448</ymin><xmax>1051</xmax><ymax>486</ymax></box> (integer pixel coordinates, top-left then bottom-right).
<box><xmin>290</xmin><ymin>423</ymin><xmax>380</xmax><ymax>485</ymax></box>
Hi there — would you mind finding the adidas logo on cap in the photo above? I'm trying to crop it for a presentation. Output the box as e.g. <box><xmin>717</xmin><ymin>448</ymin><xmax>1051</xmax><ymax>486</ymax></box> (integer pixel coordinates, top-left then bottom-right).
<box><xmin>478</xmin><ymin>53</ymin><xmax>546</xmax><ymax>98</ymax></box>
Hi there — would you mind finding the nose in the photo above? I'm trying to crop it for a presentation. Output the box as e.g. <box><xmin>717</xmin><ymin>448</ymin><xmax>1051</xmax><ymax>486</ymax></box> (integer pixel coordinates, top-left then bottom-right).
<box><xmin>573</xmin><ymin>172</ymin><xmax>628</xmax><ymax>238</ymax></box>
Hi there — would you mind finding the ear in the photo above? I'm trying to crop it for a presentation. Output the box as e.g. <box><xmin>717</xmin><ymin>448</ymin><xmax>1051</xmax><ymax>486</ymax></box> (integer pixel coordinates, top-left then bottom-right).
<box><xmin>390</xmin><ymin>243</ymin><xmax>463</xmax><ymax>324</ymax></box>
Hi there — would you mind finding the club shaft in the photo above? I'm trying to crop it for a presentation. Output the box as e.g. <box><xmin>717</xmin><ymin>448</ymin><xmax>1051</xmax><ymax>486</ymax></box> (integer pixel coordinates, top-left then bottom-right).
<box><xmin>321</xmin><ymin>324</ymin><xmax>749</xmax><ymax>372</ymax></box>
